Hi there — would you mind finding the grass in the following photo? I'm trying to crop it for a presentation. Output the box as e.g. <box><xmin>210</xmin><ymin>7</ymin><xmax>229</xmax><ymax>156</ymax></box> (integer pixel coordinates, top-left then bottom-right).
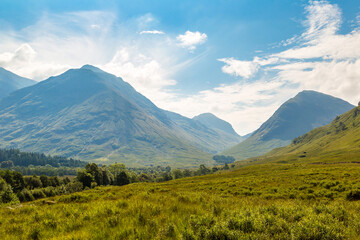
<box><xmin>2</xmin><ymin>159</ymin><xmax>360</xmax><ymax>239</ymax></box>
<box><xmin>3</xmin><ymin>107</ymin><xmax>360</xmax><ymax>239</ymax></box>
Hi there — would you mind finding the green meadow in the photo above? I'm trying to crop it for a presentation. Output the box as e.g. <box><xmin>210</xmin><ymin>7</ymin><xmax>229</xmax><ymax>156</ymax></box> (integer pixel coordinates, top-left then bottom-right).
<box><xmin>2</xmin><ymin>156</ymin><xmax>360</xmax><ymax>239</ymax></box>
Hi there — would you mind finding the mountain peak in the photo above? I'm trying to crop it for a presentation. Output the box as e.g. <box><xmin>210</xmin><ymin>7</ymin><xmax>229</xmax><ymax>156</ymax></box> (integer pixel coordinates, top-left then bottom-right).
<box><xmin>193</xmin><ymin>113</ymin><xmax>240</xmax><ymax>137</ymax></box>
<box><xmin>80</xmin><ymin>64</ymin><xmax>106</xmax><ymax>74</ymax></box>
<box><xmin>222</xmin><ymin>90</ymin><xmax>354</xmax><ymax>160</ymax></box>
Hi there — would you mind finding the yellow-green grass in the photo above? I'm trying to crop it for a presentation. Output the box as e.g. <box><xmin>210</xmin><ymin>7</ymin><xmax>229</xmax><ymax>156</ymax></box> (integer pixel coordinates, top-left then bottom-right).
<box><xmin>2</xmin><ymin>158</ymin><xmax>360</xmax><ymax>239</ymax></box>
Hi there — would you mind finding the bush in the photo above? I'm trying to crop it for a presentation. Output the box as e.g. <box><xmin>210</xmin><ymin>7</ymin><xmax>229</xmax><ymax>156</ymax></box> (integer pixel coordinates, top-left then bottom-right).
<box><xmin>17</xmin><ymin>188</ymin><xmax>34</xmax><ymax>202</ymax></box>
<box><xmin>65</xmin><ymin>181</ymin><xmax>83</xmax><ymax>193</ymax></box>
<box><xmin>31</xmin><ymin>189</ymin><xmax>46</xmax><ymax>199</ymax></box>
<box><xmin>346</xmin><ymin>190</ymin><xmax>360</xmax><ymax>201</ymax></box>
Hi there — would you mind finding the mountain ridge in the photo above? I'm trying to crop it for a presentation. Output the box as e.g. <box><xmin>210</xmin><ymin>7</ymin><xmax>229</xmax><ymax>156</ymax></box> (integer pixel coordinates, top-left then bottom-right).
<box><xmin>222</xmin><ymin>90</ymin><xmax>355</xmax><ymax>160</ymax></box>
<box><xmin>0</xmin><ymin>67</ymin><xmax>36</xmax><ymax>99</ymax></box>
<box><xmin>0</xmin><ymin>65</ymin><xmax>243</xmax><ymax>167</ymax></box>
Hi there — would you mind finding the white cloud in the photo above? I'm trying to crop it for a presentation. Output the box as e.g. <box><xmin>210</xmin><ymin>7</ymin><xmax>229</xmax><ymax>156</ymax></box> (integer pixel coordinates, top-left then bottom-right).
<box><xmin>140</xmin><ymin>30</ymin><xmax>165</xmax><ymax>35</ymax></box>
<box><xmin>102</xmin><ymin>48</ymin><xmax>177</xmax><ymax>103</ymax></box>
<box><xmin>213</xmin><ymin>0</ymin><xmax>360</xmax><ymax>133</ymax></box>
<box><xmin>0</xmin><ymin>1</ymin><xmax>359</xmax><ymax>135</ymax></box>
<box><xmin>176</xmin><ymin>31</ymin><xmax>207</xmax><ymax>50</ymax></box>
<box><xmin>218</xmin><ymin>58</ymin><xmax>259</xmax><ymax>79</ymax></box>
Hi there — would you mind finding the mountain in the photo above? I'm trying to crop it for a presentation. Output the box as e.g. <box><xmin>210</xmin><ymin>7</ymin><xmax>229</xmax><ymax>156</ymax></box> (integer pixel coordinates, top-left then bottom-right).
<box><xmin>0</xmin><ymin>65</ymin><xmax>241</xmax><ymax>167</ymax></box>
<box><xmin>191</xmin><ymin>113</ymin><xmax>244</xmax><ymax>149</ymax></box>
<box><xmin>164</xmin><ymin>111</ymin><xmax>241</xmax><ymax>154</ymax></box>
<box><xmin>193</xmin><ymin>113</ymin><xmax>240</xmax><ymax>137</ymax></box>
<box><xmin>0</xmin><ymin>67</ymin><xmax>36</xmax><ymax>99</ymax></box>
<box><xmin>222</xmin><ymin>90</ymin><xmax>355</xmax><ymax>160</ymax></box>
<box><xmin>267</xmin><ymin>105</ymin><xmax>360</xmax><ymax>163</ymax></box>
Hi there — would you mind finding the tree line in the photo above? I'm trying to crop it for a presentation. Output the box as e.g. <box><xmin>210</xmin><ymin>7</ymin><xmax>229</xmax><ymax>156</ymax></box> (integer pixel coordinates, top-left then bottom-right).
<box><xmin>0</xmin><ymin>148</ymin><xmax>86</xmax><ymax>168</ymax></box>
<box><xmin>0</xmin><ymin>162</ymin><xmax>233</xmax><ymax>205</ymax></box>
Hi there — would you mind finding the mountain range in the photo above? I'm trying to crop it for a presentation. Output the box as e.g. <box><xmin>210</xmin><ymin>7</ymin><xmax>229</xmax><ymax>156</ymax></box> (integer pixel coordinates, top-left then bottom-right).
<box><xmin>222</xmin><ymin>90</ymin><xmax>354</xmax><ymax>160</ymax></box>
<box><xmin>0</xmin><ymin>65</ymin><xmax>242</xmax><ymax>167</ymax></box>
<box><xmin>0</xmin><ymin>67</ymin><xmax>36</xmax><ymax>99</ymax></box>
<box><xmin>0</xmin><ymin>65</ymin><xmax>356</xmax><ymax>167</ymax></box>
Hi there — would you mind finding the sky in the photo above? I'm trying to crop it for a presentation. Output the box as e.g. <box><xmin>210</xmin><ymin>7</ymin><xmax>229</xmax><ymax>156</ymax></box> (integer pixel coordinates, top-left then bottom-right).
<box><xmin>0</xmin><ymin>0</ymin><xmax>360</xmax><ymax>135</ymax></box>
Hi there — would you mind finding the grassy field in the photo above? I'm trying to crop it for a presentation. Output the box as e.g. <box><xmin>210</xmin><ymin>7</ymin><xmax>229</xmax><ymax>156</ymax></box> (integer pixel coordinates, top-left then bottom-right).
<box><xmin>2</xmin><ymin>107</ymin><xmax>360</xmax><ymax>239</ymax></box>
<box><xmin>2</xmin><ymin>158</ymin><xmax>360</xmax><ymax>239</ymax></box>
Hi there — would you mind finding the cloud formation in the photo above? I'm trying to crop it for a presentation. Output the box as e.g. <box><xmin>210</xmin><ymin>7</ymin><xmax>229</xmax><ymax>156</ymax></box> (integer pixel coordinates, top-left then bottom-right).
<box><xmin>176</xmin><ymin>31</ymin><xmax>208</xmax><ymax>50</ymax></box>
<box><xmin>139</xmin><ymin>30</ymin><xmax>165</xmax><ymax>35</ymax></box>
<box><xmin>218</xmin><ymin>58</ymin><xmax>259</xmax><ymax>79</ymax></box>
<box><xmin>0</xmin><ymin>1</ymin><xmax>359</xmax><ymax>135</ymax></box>
<box><xmin>212</xmin><ymin>0</ymin><xmax>360</xmax><ymax>133</ymax></box>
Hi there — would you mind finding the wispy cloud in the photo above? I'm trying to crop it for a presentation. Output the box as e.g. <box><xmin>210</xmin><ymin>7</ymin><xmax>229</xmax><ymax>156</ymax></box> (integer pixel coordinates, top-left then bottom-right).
<box><xmin>0</xmin><ymin>1</ymin><xmax>359</xmax><ymax>135</ymax></box>
<box><xmin>140</xmin><ymin>30</ymin><xmax>165</xmax><ymax>35</ymax></box>
<box><xmin>176</xmin><ymin>31</ymin><xmax>207</xmax><ymax>50</ymax></box>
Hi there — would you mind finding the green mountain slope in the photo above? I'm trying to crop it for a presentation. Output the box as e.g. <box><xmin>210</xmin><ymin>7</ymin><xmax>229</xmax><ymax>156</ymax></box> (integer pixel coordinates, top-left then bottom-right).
<box><xmin>223</xmin><ymin>90</ymin><xmax>354</xmax><ymax>160</ymax></box>
<box><xmin>0</xmin><ymin>65</ymin><xmax>213</xmax><ymax>167</ymax></box>
<box><xmin>267</xmin><ymin>105</ymin><xmax>360</xmax><ymax>162</ymax></box>
<box><xmin>0</xmin><ymin>67</ymin><xmax>36</xmax><ymax>99</ymax></box>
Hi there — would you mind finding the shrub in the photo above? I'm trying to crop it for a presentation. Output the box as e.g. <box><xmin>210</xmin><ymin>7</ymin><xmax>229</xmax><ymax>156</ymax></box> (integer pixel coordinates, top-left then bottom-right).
<box><xmin>17</xmin><ymin>188</ymin><xmax>34</xmax><ymax>202</ymax></box>
<box><xmin>31</xmin><ymin>189</ymin><xmax>46</xmax><ymax>199</ymax></box>
<box><xmin>346</xmin><ymin>190</ymin><xmax>360</xmax><ymax>201</ymax></box>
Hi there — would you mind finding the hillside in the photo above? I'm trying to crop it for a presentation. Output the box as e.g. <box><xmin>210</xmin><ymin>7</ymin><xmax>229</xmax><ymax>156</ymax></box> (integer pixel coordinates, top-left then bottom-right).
<box><xmin>0</xmin><ymin>67</ymin><xmax>36</xmax><ymax>99</ymax></box>
<box><xmin>193</xmin><ymin>113</ymin><xmax>240</xmax><ymax>137</ymax></box>
<box><xmin>265</xmin><ymin>105</ymin><xmax>360</xmax><ymax>163</ymax></box>
<box><xmin>191</xmin><ymin>113</ymin><xmax>243</xmax><ymax>150</ymax></box>
<box><xmin>0</xmin><ymin>65</ymin><xmax>242</xmax><ymax>167</ymax></box>
<box><xmin>223</xmin><ymin>90</ymin><xmax>354</xmax><ymax>160</ymax></box>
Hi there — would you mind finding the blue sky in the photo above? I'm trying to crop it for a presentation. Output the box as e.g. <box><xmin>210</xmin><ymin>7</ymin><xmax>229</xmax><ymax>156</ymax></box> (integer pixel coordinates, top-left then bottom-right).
<box><xmin>0</xmin><ymin>0</ymin><xmax>360</xmax><ymax>134</ymax></box>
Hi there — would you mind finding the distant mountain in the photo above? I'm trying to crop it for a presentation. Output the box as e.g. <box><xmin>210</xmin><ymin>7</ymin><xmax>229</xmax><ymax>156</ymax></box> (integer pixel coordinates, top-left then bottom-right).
<box><xmin>0</xmin><ymin>67</ymin><xmax>36</xmax><ymax>99</ymax></box>
<box><xmin>267</xmin><ymin>105</ymin><xmax>360</xmax><ymax>162</ymax></box>
<box><xmin>193</xmin><ymin>113</ymin><xmax>239</xmax><ymax>137</ymax></box>
<box><xmin>222</xmin><ymin>90</ymin><xmax>355</xmax><ymax>160</ymax></box>
<box><xmin>0</xmin><ymin>65</ymin><xmax>241</xmax><ymax>167</ymax></box>
<box><xmin>164</xmin><ymin>111</ymin><xmax>241</xmax><ymax>154</ymax></box>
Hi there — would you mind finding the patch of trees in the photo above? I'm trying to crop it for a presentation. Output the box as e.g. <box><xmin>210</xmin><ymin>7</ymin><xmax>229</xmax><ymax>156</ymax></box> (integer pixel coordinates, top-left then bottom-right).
<box><xmin>0</xmin><ymin>148</ymin><xmax>86</xmax><ymax>168</ymax></box>
<box><xmin>0</xmin><ymin>161</ymin><xmax>233</xmax><ymax>205</ymax></box>
<box><xmin>213</xmin><ymin>155</ymin><xmax>235</xmax><ymax>164</ymax></box>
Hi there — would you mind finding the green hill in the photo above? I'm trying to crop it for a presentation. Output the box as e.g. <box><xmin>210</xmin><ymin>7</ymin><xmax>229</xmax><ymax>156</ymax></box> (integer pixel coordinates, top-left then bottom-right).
<box><xmin>265</xmin><ymin>105</ymin><xmax>360</xmax><ymax>163</ymax></box>
<box><xmin>222</xmin><ymin>90</ymin><xmax>354</xmax><ymax>160</ymax></box>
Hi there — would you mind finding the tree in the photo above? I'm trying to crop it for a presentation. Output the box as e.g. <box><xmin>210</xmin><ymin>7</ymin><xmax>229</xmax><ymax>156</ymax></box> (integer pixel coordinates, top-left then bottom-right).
<box><xmin>212</xmin><ymin>155</ymin><xmax>235</xmax><ymax>164</ymax></box>
<box><xmin>183</xmin><ymin>169</ymin><xmax>192</xmax><ymax>177</ymax></box>
<box><xmin>1</xmin><ymin>160</ymin><xmax>14</xmax><ymax>169</ymax></box>
<box><xmin>40</xmin><ymin>175</ymin><xmax>49</xmax><ymax>187</ymax></box>
<box><xmin>114</xmin><ymin>171</ymin><xmax>129</xmax><ymax>186</ymax></box>
<box><xmin>223</xmin><ymin>163</ymin><xmax>230</xmax><ymax>170</ymax></box>
<box><xmin>24</xmin><ymin>176</ymin><xmax>42</xmax><ymax>190</ymax></box>
<box><xmin>172</xmin><ymin>169</ymin><xmax>183</xmax><ymax>179</ymax></box>
<box><xmin>77</xmin><ymin>170</ymin><xmax>94</xmax><ymax>188</ymax></box>
<box><xmin>197</xmin><ymin>165</ymin><xmax>211</xmax><ymax>175</ymax></box>
<box><xmin>0</xmin><ymin>178</ymin><xmax>19</xmax><ymax>204</ymax></box>
<box><xmin>85</xmin><ymin>163</ymin><xmax>103</xmax><ymax>186</ymax></box>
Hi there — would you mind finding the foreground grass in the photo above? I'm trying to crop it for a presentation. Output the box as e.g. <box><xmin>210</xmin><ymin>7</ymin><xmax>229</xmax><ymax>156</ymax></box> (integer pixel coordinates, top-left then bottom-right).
<box><xmin>2</xmin><ymin>161</ymin><xmax>360</xmax><ymax>239</ymax></box>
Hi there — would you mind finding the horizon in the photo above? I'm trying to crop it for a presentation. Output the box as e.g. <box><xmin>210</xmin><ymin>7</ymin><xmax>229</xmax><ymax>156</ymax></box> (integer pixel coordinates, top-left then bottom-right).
<box><xmin>0</xmin><ymin>0</ymin><xmax>360</xmax><ymax>135</ymax></box>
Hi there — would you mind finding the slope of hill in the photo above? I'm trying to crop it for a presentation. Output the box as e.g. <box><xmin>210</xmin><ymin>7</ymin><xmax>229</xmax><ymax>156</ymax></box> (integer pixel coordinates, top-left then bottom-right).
<box><xmin>193</xmin><ymin>113</ymin><xmax>240</xmax><ymax>137</ymax></box>
<box><xmin>191</xmin><ymin>113</ymin><xmax>244</xmax><ymax>149</ymax></box>
<box><xmin>161</xmin><ymin>112</ymin><xmax>242</xmax><ymax>154</ymax></box>
<box><xmin>223</xmin><ymin>90</ymin><xmax>354</xmax><ymax>160</ymax></box>
<box><xmin>0</xmin><ymin>67</ymin><xmax>36</xmax><ymax>99</ymax></box>
<box><xmin>0</xmin><ymin>65</ymin><xmax>244</xmax><ymax>167</ymax></box>
<box><xmin>266</xmin><ymin>105</ymin><xmax>360</xmax><ymax>163</ymax></box>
